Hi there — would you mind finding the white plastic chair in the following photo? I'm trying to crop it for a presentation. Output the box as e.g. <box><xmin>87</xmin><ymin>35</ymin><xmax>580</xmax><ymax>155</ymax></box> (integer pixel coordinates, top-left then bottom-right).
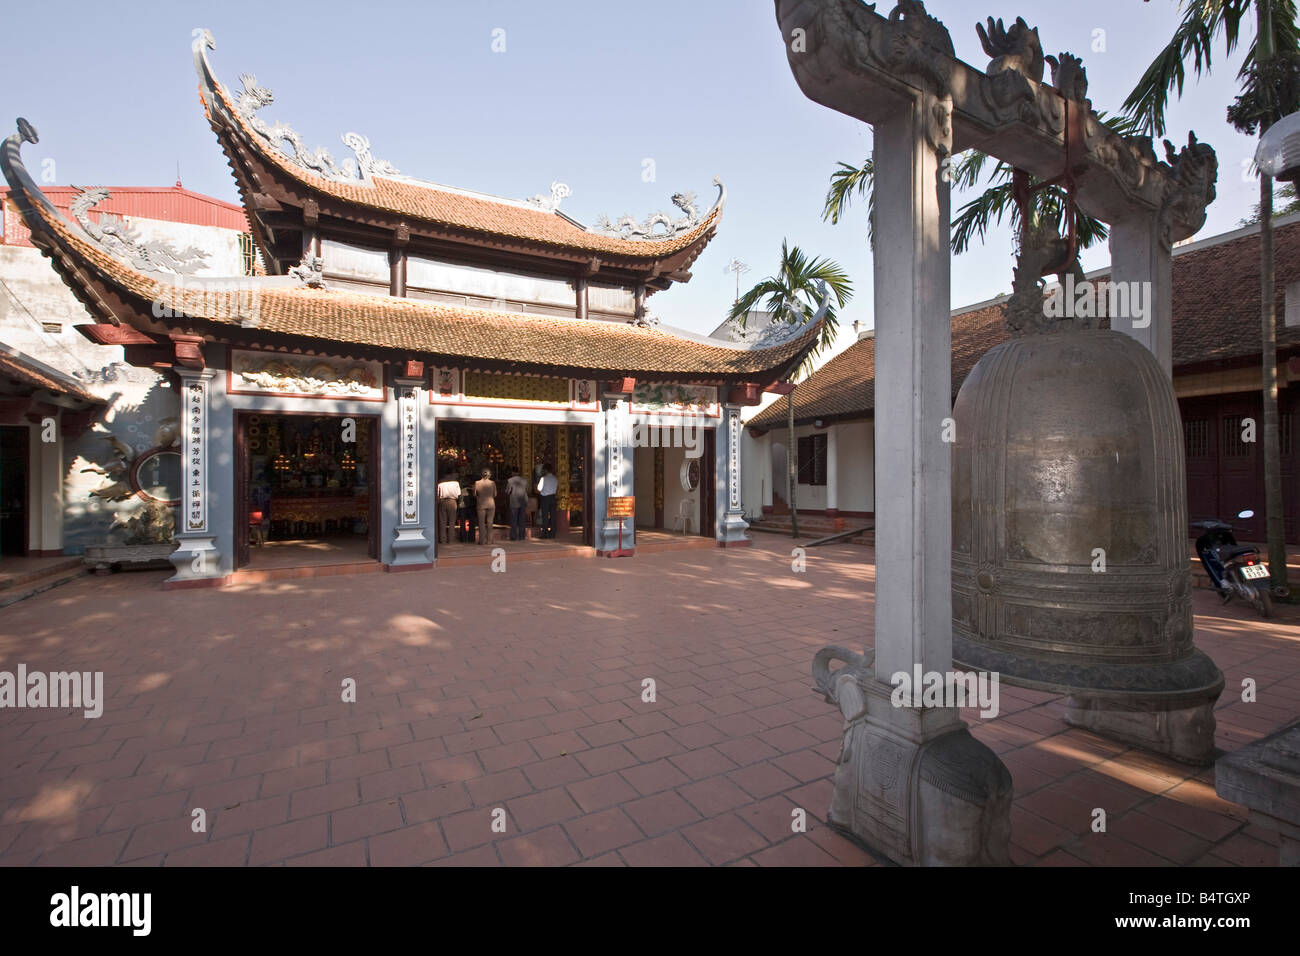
<box><xmin>673</xmin><ymin>498</ymin><xmax>696</xmax><ymax>534</ymax></box>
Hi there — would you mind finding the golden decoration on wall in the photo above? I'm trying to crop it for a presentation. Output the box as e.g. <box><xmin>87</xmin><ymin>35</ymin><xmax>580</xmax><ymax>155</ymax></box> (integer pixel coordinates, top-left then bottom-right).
<box><xmin>463</xmin><ymin>372</ymin><xmax>569</xmax><ymax>405</ymax></box>
<box><xmin>556</xmin><ymin>427</ymin><xmax>570</xmax><ymax>510</ymax></box>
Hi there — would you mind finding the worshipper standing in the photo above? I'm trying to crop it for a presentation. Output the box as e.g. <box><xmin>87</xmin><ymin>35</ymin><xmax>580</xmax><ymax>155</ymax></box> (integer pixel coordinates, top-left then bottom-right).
<box><xmin>506</xmin><ymin>469</ymin><xmax>530</xmax><ymax>541</ymax></box>
<box><xmin>474</xmin><ymin>469</ymin><xmax>498</xmax><ymax>546</ymax></box>
<box><xmin>436</xmin><ymin>469</ymin><xmax>462</xmax><ymax>545</ymax></box>
<box><xmin>536</xmin><ymin>463</ymin><xmax>558</xmax><ymax>539</ymax></box>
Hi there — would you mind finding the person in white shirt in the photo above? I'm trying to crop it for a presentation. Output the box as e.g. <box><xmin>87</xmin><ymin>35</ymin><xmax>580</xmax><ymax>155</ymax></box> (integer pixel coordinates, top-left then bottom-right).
<box><xmin>436</xmin><ymin>471</ymin><xmax>462</xmax><ymax>544</ymax></box>
<box><xmin>536</xmin><ymin>463</ymin><xmax>558</xmax><ymax>539</ymax></box>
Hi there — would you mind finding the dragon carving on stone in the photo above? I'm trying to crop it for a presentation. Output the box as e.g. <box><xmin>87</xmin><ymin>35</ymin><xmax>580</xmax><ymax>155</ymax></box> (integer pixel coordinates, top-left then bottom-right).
<box><xmin>70</xmin><ymin>188</ymin><xmax>209</xmax><ymax>276</ymax></box>
<box><xmin>1159</xmin><ymin>132</ymin><xmax>1218</xmax><ymax>247</ymax></box>
<box><xmin>1045</xmin><ymin>52</ymin><xmax>1089</xmax><ymax>103</ymax></box>
<box><xmin>1006</xmin><ymin>213</ymin><xmax>1089</xmax><ymax>336</ymax></box>
<box><xmin>976</xmin><ymin>16</ymin><xmax>1044</xmax><ymax>83</ymax></box>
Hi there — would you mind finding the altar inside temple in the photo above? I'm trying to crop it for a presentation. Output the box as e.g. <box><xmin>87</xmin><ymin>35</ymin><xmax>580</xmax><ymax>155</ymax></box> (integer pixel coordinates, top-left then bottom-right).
<box><xmin>242</xmin><ymin>413</ymin><xmax>377</xmax><ymax>554</ymax></box>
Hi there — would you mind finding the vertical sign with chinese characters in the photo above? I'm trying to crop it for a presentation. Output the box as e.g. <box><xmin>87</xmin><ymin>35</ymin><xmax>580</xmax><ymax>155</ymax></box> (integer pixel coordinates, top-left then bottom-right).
<box><xmin>606</xmin><ymin>400</ymin><xmax>623</xmax><ymax>497</ymax></box>
<box><xmin>728</xmin><ymin>406</ymin><xmax>741</xmax><ymax>511</ymax></box>
<box><xmin>184</xmin><ymin>378</ymin><xmax>208</xmax><ymax>532</ymax></box>
<box><xmin>399</xmin><ymin>384</ymin><xmax>419</xmax><ymax>525</ymax></box>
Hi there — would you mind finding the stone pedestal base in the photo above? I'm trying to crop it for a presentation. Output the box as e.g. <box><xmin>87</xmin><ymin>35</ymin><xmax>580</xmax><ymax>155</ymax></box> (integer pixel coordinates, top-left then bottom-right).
<box><xmin>165</xmin><ymin>534</ymin><xmax>221</xmax><ymax>586</ymax></box>
<box><xmin>1216</xmin><ymin>719</ymin><xmax>1300</xmax><ymax>866</ymax></box>
<box><xmin>391</xmin><ymin>526</ymin><xmax>431</xmax><ymax>566</ymax></box>
<box><xmin>813</xmin><ymin>647</ymin><xmax>1012</xmax><ymax>866</ymax></box>
<box><xmin>718</xmin><ymin>511</ymin><xmax>750</xmax><ymax>547</ymax></box>
<box><xmin>600</xmin><ymin>518</ymin><xmax>633</xmax><ymax>557</ymax></box>
<box><xmin>1064</xmin><ymin>690</ymin><xmax>1220</xmax><ymax>766</ymax></box>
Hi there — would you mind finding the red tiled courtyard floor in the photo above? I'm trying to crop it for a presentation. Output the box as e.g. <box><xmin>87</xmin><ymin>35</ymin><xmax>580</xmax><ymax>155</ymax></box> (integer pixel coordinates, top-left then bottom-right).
<box><xmin>0</xmin><ymin>537</ymin><xmax>1296</xmax><ymax>866</ymax></box>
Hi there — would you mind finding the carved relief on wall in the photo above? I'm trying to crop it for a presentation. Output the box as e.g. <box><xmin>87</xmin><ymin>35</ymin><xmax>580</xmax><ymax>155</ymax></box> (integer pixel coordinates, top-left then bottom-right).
<box><xmin>229</xmin><ymin>349</ymin><xmax>384</xmax><ymax>401</ymax></box>
<box><xmin>630</xmin><ymin>383</ymin><xmax>720</xmax><ymax>418</ymax></box>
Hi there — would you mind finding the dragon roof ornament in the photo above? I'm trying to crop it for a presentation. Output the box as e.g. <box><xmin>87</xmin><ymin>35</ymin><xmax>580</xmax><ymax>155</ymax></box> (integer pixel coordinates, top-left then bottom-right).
<box><xmin>525</xmin><ymin>181</ymin><xmax>572</xmax><ymax>213</ymax></box>
<box><xmin>192</xmin><ymin>28</ymin><xmax>397</xmax><ymax>186</ymax></box>
<box><xmin>592</xmin><ymin>178</ymin><xmax>725</xmax><ymax>240</ymax></box>
<box><xmin>70</xmin><ymin>187</ymin><xmax>210</xmax><ymax>277</ymax></box>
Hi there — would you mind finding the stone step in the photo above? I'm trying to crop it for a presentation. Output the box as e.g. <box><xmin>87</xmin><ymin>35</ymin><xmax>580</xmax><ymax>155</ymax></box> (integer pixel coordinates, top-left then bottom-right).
<box><xmin>0</xmin><ymin>564</ymin><xmax>85</xmax><ymax>608</ymax></box>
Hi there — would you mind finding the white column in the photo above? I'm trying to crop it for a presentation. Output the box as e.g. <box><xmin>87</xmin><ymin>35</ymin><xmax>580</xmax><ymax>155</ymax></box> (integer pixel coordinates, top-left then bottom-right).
<box><xmin>391</xmin><ymin>377</ymin><xmax>432</xmax><ymax>566</ymax></box>
<box><xmin>825</xmin><ymin>424</ymin><xmax>838</xmax><ymax>514</ymax></box>
<box><xmin>600</xmin><ymin>393</ymin><xmax>633</xmax><ymax>554</ymax></box>
<box><xmin>871</xmin><ymin>97</ymin><xmax>956</xmax><ymax>690</ymax></box>
<box><xmin>760</xmin><ymin>433</ymin><xmax>774</xmax><ymax>511</ymax></box>
<box><xmin>719</xmin><ymin>404</ymin><xmax>750</xmax><ymax>545</ymax></box>
<box><xmin>1108</xmin><ymin>214</ymin><xmax>1173</xmax><ymax>377</ymax></box>
<box><xmin>167</xmin><ymin>367</ymin><xmax>220</xmax><ymax>583</ymax></box>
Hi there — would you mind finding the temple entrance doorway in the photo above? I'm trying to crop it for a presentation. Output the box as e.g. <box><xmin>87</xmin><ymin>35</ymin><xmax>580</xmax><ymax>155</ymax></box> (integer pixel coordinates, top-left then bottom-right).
<box><xmin>434</xmin><ymin>419</ymin><xmax>593</xmax><ymax>552</ymax></box>
<box><xmin>233</xmin><ymin>411</ymin><xmax>380</xmax><ymax>571</ymax></box>
<box><xmin>632</xmin><ymin>426</ymin><xmax>715</xmax><ymax>538</ymax></box>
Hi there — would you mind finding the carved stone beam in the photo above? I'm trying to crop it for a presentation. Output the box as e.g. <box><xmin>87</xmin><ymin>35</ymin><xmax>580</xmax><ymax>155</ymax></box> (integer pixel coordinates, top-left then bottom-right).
<box><xmin>774</xmin><ymin>0</ymin><xmax>1215</xmax><ymax>237</ymax></box>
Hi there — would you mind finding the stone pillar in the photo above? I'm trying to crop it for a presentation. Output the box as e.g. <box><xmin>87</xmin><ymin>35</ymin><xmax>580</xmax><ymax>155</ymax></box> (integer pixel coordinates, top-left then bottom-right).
<box><xmin>813</xmin><ymin>92</ymin><xmax>1012</xmax><ymax>866</ymax></box>
<box><xmin>825</xmin><ymin>424</ymin><xmax>839</xmax><ymax>517</ymax></box>
<box><xmin>718</xmin><ymin>403</ymin><xmax>750</xmax><ymax>547</ymax></box>
<box><xmin>599</xmin><ymin>393</ymin><xmax>634</xmax><ymax>556</ymax></box>
<box><xmin>759</xmin><ymin>432</ymin><xmax>774</xmax><ymax>514</ymax></box>
<box><xmin>167</xmin><ymin>367</ymin><xmax>221</xmax><ymax>586</ymax></box>
<box><xmin>1107</xmin><ymin>213</ymin><xmax>1173</xmax><ymax>377</ymax></box>
<box><xmin>390</xmin><ymin>377</ymin><xmax>432</xmax><ymax>568</ymax></box>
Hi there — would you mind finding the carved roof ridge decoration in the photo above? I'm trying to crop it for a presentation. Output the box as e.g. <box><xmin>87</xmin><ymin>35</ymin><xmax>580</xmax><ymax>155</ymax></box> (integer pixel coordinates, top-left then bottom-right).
<box><xmin>68</xmin><ymin>185</ymin><xmax>211</xmax><ymax>277</ymax></box>
<box><xmin>0</xmin><ymin>122</ymin><xmax>816</xmax><ymax>384</ymax></box>
<box><xmin>525</xmin><ymin>182</ymin><xmax>572</xmax><ymax>213</ymax></box>
<box><xmin>774</xmin><ymin>1</ymin><xmax>1218</xmax><ymax>242</ymax></box>
<box><xmin>192</xmin><ymin>28</ymin><xmax>723</xmax><ymax>266</ymax></box>
<box><xmin>591</xmin><ymin>179</ymin><xmax>727</xmax><ymax>240</ymax></box>
<box><xmin>192</xmin><ymin>29</ymin><xmax>397</xmax><ymax>187</ymax></box>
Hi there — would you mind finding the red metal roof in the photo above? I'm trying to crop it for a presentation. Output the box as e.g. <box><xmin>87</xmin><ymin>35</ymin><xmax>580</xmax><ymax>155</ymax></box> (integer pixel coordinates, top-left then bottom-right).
<box><xmin>1</xmin><ymin>184</ymin><xmax>248</xmax><ymax>247</ymax></box>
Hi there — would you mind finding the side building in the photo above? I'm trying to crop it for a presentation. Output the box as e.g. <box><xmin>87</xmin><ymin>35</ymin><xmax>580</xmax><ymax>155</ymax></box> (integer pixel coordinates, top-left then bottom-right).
<box><xmin>1</xmin><ymin>182</ymin><xmax>253</xmax><ymax>559</ymax></box>
<box><xmin>744</xmin><ymin>212</ymin><xmax>1300</xmax><ymax>543</ymax></box>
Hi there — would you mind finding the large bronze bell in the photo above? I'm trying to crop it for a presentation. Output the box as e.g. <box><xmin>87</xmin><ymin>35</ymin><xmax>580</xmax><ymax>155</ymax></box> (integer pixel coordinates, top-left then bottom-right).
<box><xmin>951</xmin><ymin>321</ymin><xmax>1224</xmax><ymax>765</ymax></box>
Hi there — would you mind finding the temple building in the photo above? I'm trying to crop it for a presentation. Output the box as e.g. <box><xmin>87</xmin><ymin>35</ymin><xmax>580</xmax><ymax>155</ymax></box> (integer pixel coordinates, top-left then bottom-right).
<box><xmin>0</xmin><ymin>30</ymin><xmax>818</xmax><ymax>587</ymax></box>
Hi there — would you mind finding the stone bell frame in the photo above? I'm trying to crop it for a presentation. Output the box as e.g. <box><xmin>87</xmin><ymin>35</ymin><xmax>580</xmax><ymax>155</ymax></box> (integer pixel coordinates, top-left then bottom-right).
<box><xmin>779</xmin><ymin>0</ymin><xmax>1219</xmax><ymax>865</ymax></box>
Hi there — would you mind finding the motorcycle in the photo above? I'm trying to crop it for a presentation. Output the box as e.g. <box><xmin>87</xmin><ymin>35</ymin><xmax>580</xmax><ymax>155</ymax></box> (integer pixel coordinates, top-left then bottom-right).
<box><xmin>1193</xmin><ymin>510</ymin><xmax>1273</xmax><ymax>619</ymax></box>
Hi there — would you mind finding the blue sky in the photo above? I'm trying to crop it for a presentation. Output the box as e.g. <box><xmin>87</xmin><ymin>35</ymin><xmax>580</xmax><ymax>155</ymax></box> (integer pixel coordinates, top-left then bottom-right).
<box><xmin>0</xmin><ymin>0</ymin><xmax>1272</xmax><ymax>341</ymax></box>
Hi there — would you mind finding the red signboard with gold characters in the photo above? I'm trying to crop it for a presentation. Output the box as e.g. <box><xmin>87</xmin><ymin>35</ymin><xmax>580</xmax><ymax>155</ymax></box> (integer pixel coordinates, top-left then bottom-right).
<box><xmin>607</xmin><ymin>496</ymin><xmax>635</xmax><ymax>519</ymax></box>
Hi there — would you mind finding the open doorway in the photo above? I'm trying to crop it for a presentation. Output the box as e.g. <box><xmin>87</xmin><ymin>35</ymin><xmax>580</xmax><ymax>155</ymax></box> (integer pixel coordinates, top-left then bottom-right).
<box><xmin>234</xmin><ymin>411</ymin><xmax>380</xmax><ymax>570</ymax></box>
<box><xmin>632</xmin><ymin>425</ymin><xmax>715</xmax><ymax>538</ymax></box>
<box><xmin>0</xmin><ymin>426</ymin><xmax>29</xmax><ymax>556</ymax></box>
<box><xmin>435</xmin><ymin>419</ymin><xmax>593</xmax><ymax>551</ymax></box>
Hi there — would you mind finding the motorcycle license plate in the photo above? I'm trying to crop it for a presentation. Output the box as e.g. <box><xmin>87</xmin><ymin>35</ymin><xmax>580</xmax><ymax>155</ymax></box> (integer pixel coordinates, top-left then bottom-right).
<box><xmin>1241</xmin><ymin>564</ymin><xmax>1270</xmax><ymax>580</ymax></box>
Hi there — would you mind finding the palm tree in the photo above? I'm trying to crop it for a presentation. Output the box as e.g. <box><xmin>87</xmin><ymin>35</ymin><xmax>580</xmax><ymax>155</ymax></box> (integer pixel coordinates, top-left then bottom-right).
<box><xmin>727</xmin><ymin>241</ymin><xmax>852</xmax><ymax>538</ymax></box>
<box><xmin>822</xmin><ymin>132</ymin><xmax>1132</xmax><ymax>255</ymax></box>
<box><xmin>1124</xmin><ymin>0</ymin><xmax>1300</xmax><ymax>596</ymax></box>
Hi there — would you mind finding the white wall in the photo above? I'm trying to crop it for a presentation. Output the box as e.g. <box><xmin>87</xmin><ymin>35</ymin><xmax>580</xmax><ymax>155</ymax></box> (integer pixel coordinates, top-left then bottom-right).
<box><xmin>835</xmin><ymin>419</ymin><xmax>875</xmax><ymax>514</ymax></box>
<box><xmin>742</xmin><ymin>419</ymin><xmax>875</xmax><ymax>516</ymax></box>
<box><xmin>633</xmin><ymin>445</ymin><xmax>655</xmax><ymax>526</ymax></box>
<box><xmin>661</xmin><ymin>443</ymin><xmax>700</xmax><ymax>533</ymax></box>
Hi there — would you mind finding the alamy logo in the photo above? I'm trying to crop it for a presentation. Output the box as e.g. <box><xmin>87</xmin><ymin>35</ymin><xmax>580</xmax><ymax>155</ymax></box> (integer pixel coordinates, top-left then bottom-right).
<box><xmin>0</xmin><ymin>665</ymin><xmax>104</xmax><ymax>718</ymax></box>
<box><xmin>1044</xmin><ymin>275</ymin><xmax>1150</xmax><ymax>329</ymax></box>
<box><xmin>625</xmin><ymin>418</ymin><xmax>703</xmax><ymax>458</ymax></box>
<box><xmin>50</xmin><ymin>886</ymin><xmax>151</xmax><ymax>936</ymax></box>
<box><xmin>890</xmin><ymin>665</ymin><xmax>1000</xmax><ymax>718</ymax></box>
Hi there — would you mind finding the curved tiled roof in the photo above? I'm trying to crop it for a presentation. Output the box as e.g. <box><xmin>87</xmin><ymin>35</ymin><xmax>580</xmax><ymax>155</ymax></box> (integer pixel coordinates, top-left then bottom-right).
<box><xmin>750</xmin><ymin>216</ymin><xmax>1300</xmax><ymax>428</ymax></box>
<box><xmin>195</xmin><ymin>32</ymin><xmax>721</xmax><ymax>264</ymax></box>
<box><xmin>0</xmin><ymin>348</ymin><xmax>101</xmax><ymax>404</ymax></box>
<box><xmin>2</xmin><ymin>127</ymin><xmax>817</xmax><ymax>382</ymax></box>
